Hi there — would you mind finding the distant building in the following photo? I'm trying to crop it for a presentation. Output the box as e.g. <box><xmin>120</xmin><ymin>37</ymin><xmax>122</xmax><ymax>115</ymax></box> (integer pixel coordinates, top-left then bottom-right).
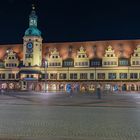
<box><xmin>0</xmin><ymin>6</ymin><xmax>140</xmax><ymax>92</ymax></box>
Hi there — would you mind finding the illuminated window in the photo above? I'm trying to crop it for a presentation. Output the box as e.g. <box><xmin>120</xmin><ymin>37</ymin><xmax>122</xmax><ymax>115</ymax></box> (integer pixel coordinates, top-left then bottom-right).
<box><xmin>2</xmin><ymin>74</ymin><xmax>5</xmax><ymax>79</ymax></box>
<box><xmin>130</xmin><ymin>73</ymin><xmax>138</xmax><ymax>79</ymax></box>
<box><xmin>136</xmin><ymin>61</ymin><xmax>139</xmax><ymax>65</ymax></box>
<box><xmin>108</xmin><ymin>73</ymin><xmax>116</xmax><ymax>79</ymax></box>
<box><xmin>0</xmin><ymin>73</ymin><xmax>5</xmax><ymax>79</ymax></box>
<box><xmin>111</xmin><ymin>61</ymin><xmax>113</xmax><ymax>65</ymax></box>
<box><xmin>59</xmin><ymin>73</ymin><xmax>67</xmax><ymax>79</ymax></box>
<box><xmin>64</xmin><ymin>61</ymin><xmax>73</xmax><ymax>67</ymax></box>
<box><xmin>119</xmin><ymin>60</ymin><xmax>128</xmax><ymax>66</ymax></box>
<box><xmin>97</xmin><ymin>73</ymin><xmax>105</xmax><ymax>79</ymax></box>
<box><xmin>119</xmin><ymin>73</ymin><xmax>127</xmax><ymax>79</ymax></box>
<box><xmin>50</xmin><ymin>73</ymin><xmax>57</xmax><ymax>80</ymax></box>
<box><xmin>42</xmin><ymin>73</ymin><xmax>48</xmax><ymax>79</ymax></box>
<box><xmin>80</xmin><ymin>73</ymin><xmax>88</xmax><ymax>79</ymax></box>
<box><xmin>16</xmin><ymin>73</ymin><xmax>19</xmax><ymax>79</ymax></box>
<box><xmin>8</xmin><ymin>73</ymin><xmax>15</xmax><ymax>79</ymax></box>
<box><xmin>90</xmin><ymin>73</ymin><xmax>94</xmax><ymax>79</ymax></box>
<box><xmin>70</xmin><ymin>73</ymin><xmax>77</xmax><ymax>79</ymax></box>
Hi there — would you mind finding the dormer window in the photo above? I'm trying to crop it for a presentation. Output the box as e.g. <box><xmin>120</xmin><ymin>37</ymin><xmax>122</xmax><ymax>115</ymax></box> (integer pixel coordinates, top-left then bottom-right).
<box><xmin>9</xmin><ymin>57</ymin><xmax>11</xmax><ymax>59</ymax></box>
<box><xmin>82</xmin><ymin>55</ymin><xmax>85</xmax><ymax>58</ymax></box>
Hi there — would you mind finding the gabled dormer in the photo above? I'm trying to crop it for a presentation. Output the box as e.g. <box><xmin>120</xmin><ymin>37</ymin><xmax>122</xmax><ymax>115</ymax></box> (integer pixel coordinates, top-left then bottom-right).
<box><xmin>4</xmin><ymin>49</ymin><xmax>19</xmax><ymax>68</ymax></box>
<box><xmin>47</xmin><ymin>48</ymin><xmax>62</xmax><ymax>67</ymax></box>
<box><xmin>131</xmin><ymin>45</ymin><xmax>140</xmax><ymax>66</ymax></box>
<box><xmin>102</xmin><ymin>45</ymin><xmax>118</xmax><ymax>67</ymax></box>
<box><xmin>104</xmin><ymin>45</ymin><xmax>116</xmax><ymax>57</ymax></box>
<box><xmin>74</xmin><ymin>46</ymin><xmax>89</xmax><ymax>67</ymax></box>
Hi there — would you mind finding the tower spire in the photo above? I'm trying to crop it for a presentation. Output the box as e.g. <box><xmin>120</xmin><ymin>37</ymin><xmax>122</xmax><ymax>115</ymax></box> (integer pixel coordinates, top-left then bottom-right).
<box><xmin>29</xmin><ymin>4</ymin><xmax>38</xmax><ymax>27</ymax></box>
<box><xmin>32</xmin><ymin>4</ymin><xmax>35</xmax><ymax>10</ymax></box>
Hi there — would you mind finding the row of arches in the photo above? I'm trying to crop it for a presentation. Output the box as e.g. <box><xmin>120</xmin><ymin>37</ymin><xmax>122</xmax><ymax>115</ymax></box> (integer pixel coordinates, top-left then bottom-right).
<box><xmin>0</xmin><ymin>82</ymin><xmax>140</xmax><ymax>92</ymax></box>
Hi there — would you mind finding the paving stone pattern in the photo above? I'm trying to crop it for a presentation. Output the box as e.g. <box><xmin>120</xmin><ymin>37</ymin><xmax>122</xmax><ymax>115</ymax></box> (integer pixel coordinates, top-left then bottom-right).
<box><xmin>0</xmin><ymin>93</ymin><xmax>140</xmax><ymax>140</ymax></box>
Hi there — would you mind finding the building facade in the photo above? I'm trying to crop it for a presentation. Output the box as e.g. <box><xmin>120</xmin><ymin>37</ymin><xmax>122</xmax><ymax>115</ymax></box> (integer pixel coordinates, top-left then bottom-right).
<box><xmin>1</xmin><ymin>7</ymin><xmax>140</xmax><ymax>92</ymax></box>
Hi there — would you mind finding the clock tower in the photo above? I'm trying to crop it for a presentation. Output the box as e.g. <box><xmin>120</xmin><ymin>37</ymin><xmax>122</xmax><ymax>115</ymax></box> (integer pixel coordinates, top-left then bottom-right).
<box><xmin>23</xmin><ymin>5</ymin><xmax>42</xmax><ymax>67</ymax></box>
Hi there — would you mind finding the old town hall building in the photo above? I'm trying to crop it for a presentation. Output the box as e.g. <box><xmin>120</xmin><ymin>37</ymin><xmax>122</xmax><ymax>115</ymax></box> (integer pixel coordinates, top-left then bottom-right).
<box><xmin>1</xmin><ymin>6</ymin><xmax>140</xmax><ymax>92</ymax></box>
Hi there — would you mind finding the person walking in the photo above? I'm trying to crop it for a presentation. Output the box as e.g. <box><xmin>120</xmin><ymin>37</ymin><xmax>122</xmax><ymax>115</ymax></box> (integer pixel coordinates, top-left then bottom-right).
<box><xmin>96</xmin><ymin>84</ymin><xmax>101</xmax><ymax>99</ymax></box>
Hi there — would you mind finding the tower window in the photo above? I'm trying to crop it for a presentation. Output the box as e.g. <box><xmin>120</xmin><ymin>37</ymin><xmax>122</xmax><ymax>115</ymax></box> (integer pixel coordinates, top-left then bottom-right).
<box><xmin>29</xmin><ymin>29</ymin><xmax>32</xmax><ymax>35</ymax></box>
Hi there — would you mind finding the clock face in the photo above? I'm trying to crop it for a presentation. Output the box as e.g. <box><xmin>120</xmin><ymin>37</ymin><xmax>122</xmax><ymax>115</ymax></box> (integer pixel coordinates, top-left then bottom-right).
<box><xmin>26</xmin><ymin>42</ymin><xmax>33</xmax><ymax>53</ymax></box>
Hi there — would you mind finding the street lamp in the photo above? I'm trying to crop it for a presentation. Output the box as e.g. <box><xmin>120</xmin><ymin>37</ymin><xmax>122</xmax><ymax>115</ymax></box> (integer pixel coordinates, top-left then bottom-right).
<box><xmin>44</xmin><ymin>60</ymin><xmax>48</xmax><ymax>92</ymax></box>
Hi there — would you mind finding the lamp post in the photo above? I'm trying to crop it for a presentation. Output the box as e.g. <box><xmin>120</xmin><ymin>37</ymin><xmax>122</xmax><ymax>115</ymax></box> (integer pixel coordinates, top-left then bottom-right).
<box><xmin>44</xmin><ymin>60</ymin><xmax>48</xmax><ymax>93</ymax></box>
<box><xmin>93</xmin><ymin>45</ymin><xmax>97</xmax><ymax>92</ymax></box>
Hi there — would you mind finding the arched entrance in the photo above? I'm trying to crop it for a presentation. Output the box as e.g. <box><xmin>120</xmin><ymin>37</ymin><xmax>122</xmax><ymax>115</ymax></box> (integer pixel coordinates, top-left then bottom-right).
<box><xmin>59</xmin><ymin>83</ymin><xmax>65</xmax><ymax>91</ymax></box>
<box><xmin>131</xmin><ymin>84</ymin><xmax>135</xmax><ymax>91</ymax></box>
<box><xmin>28</xmin><ymin>83</ymin><xmax>35</xmax><ymax>90</ymax></box>
<box><xmin>74</xmin><ymin>83</ymin><xmax>80</xmax><ymax>92</ymax></box>
<box><xmin>113</xmin><ymin>84</ymin><xmax>119</xmax><ymax>91</ymax></box>
<box><xmin>8</xmin><ymin>83</ymin><xmax>14</xmax><ymax>90</ymax></box>
<box><xmin>49</xmin><ymin>84</ymin><xmax>57</xmax><ymax>91</ymax></box>
<box><xmin>88</xmin><ymin>84</ymin><xmax>95</xmax><ymax>91</ymax></box>
<box><xmin>81</xmin><ymin>84</ymin><xmax>87</xmax><ymax>91</ymax></box>
<box><xmin>2</xmin><ymin>83</ymin><xmax>7</xmax><ymax>89</ymax></box>
<box><xmin>15</xmin><ymin>83</ymin><xmax>21</xmax><ymax>90</ymax></box>
<box><xmin>35</xmin><ymin>84</ymin><xmax>42</xmax><ymax>91</ymax></box>
<box><xmin>122</xmin><ymin>84</ymin><xmax>127</xmax><ymax>91</ymax></box>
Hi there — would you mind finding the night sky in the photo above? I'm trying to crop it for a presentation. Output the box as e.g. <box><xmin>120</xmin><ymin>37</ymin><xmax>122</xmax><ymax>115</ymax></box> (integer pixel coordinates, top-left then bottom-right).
<box><xmin>0</xmin><ymin>0</ymin><xmax>140</xmax><ymax>44</ymax></box>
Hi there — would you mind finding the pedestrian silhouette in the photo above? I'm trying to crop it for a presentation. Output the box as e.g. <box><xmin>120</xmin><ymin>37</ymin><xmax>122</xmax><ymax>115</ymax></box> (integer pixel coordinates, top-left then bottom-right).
<box><xmin>96</xmin><ymin>84</ymin><xmax>101</xmax><ymax>99</ymax></box>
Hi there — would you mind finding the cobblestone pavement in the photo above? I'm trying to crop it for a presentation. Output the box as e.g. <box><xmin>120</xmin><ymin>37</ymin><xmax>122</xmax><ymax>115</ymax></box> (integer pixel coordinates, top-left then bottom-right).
<box><xmin>0</xmin><ymin>92</ymin><xmax>140</xmax><ymax>140</ymax></box>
